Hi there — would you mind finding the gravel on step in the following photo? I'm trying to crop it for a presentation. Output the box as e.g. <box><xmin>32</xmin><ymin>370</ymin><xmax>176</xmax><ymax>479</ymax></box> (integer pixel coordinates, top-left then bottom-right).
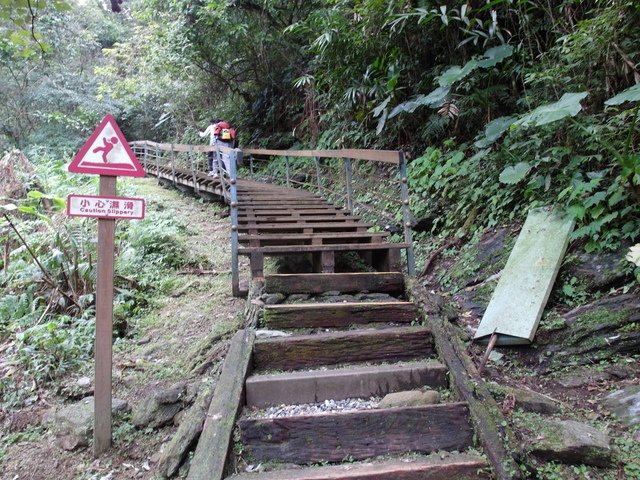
<box><xmin>247</xmin><ymin>397</ymin><xmax>380</xmax><ymax>419</ymax></box>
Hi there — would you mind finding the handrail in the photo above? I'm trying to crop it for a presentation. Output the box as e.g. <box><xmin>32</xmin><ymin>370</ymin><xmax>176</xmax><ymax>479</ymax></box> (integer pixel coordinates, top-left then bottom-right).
<box><xmin>130</xmin><ymin>140</ymin><xmax>416</xmax><ymax>285</ymax></box>
<box><xmin>129</xmin><ymin>141</ymin><xmax>400</xmax><ymax>165</ymax></box>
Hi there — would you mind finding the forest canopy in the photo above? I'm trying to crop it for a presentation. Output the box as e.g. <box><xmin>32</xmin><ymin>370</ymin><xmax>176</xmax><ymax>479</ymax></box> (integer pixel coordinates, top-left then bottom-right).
<box><xmin>1</xmin><ymin>0</ymin><xmax>639</xmax><ymax>253</ymax></box>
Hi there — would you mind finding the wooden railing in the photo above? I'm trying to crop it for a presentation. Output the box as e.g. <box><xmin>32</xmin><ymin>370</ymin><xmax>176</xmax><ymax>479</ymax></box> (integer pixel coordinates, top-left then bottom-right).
<box><xmin>130</xmin><ymin>141</ymin><xmax>415</xmax><ymax>278</ymax></box>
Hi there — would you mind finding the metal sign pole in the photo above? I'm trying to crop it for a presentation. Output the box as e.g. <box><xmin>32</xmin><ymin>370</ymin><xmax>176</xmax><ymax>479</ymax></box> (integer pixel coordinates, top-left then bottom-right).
<box><xmin>94</xmin><ymin>175</ymin><xmax>116</xmax><ymax>456</ymax></box>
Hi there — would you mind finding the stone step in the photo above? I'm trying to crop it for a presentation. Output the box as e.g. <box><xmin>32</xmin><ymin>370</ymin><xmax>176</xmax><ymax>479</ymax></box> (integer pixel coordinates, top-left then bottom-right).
<box><xmin>264</xmin><ymin>272</ymin><xmax>405</xmax><ymax>295</ymax></box>
<box><xmin>238</xmin><ymin>403</ymin><xmax>473</xmax><ymax>464</ymax></box>
<box><xmin>245</xmin><ymin>360</ymin><xmax>447</xmax><ymax>407</ymax></box>
<box><xmin>253</xmin><ymin>326</ymin><xmax>435</xmax><ymax>372</ymax></box>
<box><xmin>262</xmin><ymin>302</ymin><xmax>417</xmax><ymax>329</ymax></box>
<box><xmin>226</xmin><ymin>452</ymin><xmax>489</xmax><ymax>479</ymax></box>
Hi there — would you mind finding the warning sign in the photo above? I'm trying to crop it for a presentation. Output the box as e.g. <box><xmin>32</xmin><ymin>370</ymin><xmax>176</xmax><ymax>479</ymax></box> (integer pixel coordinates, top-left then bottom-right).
<box><xmin>67</xmin><ymin>194</ymin><xmax>145</xmax><ymax>220</ymax></box>
<box><xmin>69</xmin><ymin>115</ymin><xmax>145</xmax><ymax>177</ymax></box>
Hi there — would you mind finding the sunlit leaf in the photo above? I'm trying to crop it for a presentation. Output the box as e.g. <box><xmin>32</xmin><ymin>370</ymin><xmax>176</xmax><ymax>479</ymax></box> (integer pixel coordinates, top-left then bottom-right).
<box><xmin>499</xmin><ymin>162</ymin><xmax>531</xmax><ymax>184</ymax></box>
<box><xmin>476</xmin><ymin>44</ymin><xmax>514</xmax><ymax>68</ymax></box>
<box><xmin>605</xmin><ymin>84</ymin><xmax>640</xmax><ymax>106</ymax></box>
<box><xmin>474</xmin><ymin>115</ymin><xmax>516</xmax><ymax>147</ymax></box>
<box><xmin>388</xmin><ymin>87</ymin><xmax>449</xmax><ymax>118</ymax></box>
<box><xmin>516</xmin><ymin>92</ymin><xmax>588</xmax><ymax>127</ymax></box>
<box><xmin>1</xmin><ymin>203</ymin><xmax>18</xmax><ymax>212</ymax></box>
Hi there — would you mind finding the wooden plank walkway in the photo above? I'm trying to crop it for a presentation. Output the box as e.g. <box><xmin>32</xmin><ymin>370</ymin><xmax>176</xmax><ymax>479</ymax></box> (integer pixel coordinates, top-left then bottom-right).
<box><xmin>142</xmin><ymin>164</ymin><xmax>408</xmax><ymax>282</ymax></box>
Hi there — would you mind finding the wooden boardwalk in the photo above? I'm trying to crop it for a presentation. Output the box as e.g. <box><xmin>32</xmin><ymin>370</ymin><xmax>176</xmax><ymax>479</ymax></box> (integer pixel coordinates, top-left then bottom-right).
<box><xmin>140</xmin><ymin>156</ymin><xmax>408</xmax><ymax>294</ymax></box>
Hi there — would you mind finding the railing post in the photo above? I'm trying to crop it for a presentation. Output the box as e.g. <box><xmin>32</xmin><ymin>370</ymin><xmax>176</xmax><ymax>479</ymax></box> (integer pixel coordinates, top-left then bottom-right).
<box><xmin>154</xmin><ymin>144</ymin><xmax>160</xmax><ymax>179</ymax></box>
<box><xmin>249</xmin><ymin>155</ymin><xmax>254</xmax><ymax>175</ymax></box>
<box><xmin>314</xmin><ymin>156</ymin><xmax>321</xmax><ymax>195</ymax></box>
<box><xmin>190</xmin><ymin>145</ymin><xmax>198</xmax><ymax>194</ymax></box>
<box><xmin>344</xmin><ymin>158</ymin><xmax>353</xmax><ymax>212</ymax></box>
<box><xmin>285</xmin><ymin>157</ymin><xmax>291</xmax><ymax>187</ymax></box>
<box><xmin>170</xmin><ymin>144</ymin><xmax>176</xmax><ymax>186</ymax></box>
<box><xmin>399</xmin><ymin>152</ymin><xmax>415</xmax><ymax>276</ymax></box>
<box><xmin>229</xmin><ymin>149</ymin><xmax>242</xmax><ymax>297</ymax></box>
<box><xmin>155</xmin><ymin>144</ymin><xmax>160</xmax><ymax>181</ymax></box>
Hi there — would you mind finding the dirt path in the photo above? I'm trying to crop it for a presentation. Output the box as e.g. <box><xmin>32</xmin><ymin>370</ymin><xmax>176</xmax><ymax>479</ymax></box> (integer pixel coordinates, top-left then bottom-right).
<box><xmin>0</xmin><ymin>178</ymin><xmax>244</xmax><ymax>480</ymax></box>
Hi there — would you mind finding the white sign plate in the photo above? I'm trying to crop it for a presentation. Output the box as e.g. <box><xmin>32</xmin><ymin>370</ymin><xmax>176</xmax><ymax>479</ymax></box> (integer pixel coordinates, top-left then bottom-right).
<box><xmin>67</xmin><ymin>194</ymin><xmax>145</xmax><ymax>220</ymax></box>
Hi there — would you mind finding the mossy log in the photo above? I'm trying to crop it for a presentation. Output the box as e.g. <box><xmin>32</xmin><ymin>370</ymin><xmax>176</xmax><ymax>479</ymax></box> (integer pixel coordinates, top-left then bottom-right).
<box><xmin>409</xmin><ymin>281</ymin><xmax>522</xmax><ymax>480</ymax></box>
<box><xmin>542</xmin><ymin>293</ymin><xmax>640</xmax><ymax>371</ymax></box>
<box><xmin>186</xmin><ymin>329</ymin><xmax>255</xmax><ymax>480</ymax></box>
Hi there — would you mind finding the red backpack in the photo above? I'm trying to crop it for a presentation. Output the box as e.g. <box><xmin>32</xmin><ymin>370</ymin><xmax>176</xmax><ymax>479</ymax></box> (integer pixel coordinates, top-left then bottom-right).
<box><xmin>213</xmin><ymin>121</ymin><xmax>236</xmax><ymax>141</ymax></box>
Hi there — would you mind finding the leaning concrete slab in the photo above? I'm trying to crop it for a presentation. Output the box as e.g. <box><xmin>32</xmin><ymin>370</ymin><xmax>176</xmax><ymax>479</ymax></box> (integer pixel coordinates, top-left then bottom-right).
<box><xmin>474</xmin><ymin>207</ymin><xmax>574</xmax><ymax>345</ymax></box>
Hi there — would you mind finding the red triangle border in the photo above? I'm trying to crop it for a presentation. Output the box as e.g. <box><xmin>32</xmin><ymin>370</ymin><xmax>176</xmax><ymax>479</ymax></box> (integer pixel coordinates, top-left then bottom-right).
<box><xmin>69</xmin><ymin>114</ymin><xmax>145</xmax><ymax>177</ymax></box>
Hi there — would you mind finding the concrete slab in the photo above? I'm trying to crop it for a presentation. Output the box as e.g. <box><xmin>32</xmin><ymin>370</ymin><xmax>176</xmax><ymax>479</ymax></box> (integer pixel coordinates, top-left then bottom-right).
<box><xmin>474</xmin><ymin>207</ymin><xmax>574</xmax><ymax>345</ymax></box>
<box><xmin>245</xmin><ymin>360</ymin><xmax>447</xmax><ymax>407</ymax></box>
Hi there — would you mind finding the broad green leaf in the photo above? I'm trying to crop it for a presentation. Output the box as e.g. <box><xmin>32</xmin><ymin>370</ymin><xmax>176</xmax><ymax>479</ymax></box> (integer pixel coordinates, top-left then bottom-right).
<box><xmin>590</xmin><ymin>204</ymin><xmax>605</xmax><ymax>219</ymax></box>
<box><xmin>476</xmin><ymin>44</ymin><xmax>514</xmax><ymax>68</ymax></box>
<box><xmin>17</xmin><ymin>206</ymin><xmax>38</xmax><ymax>215</ymax></box>
<box><xmin>605</xmin><ymin>84</ymin><xmax>640</xmax><ymax>106</ymax></box>
<box><xmin>567</xmin><ymin>203</ymin><xmax>586</xmax><ymax>220</ymax></box>
<box><xmin>373</xmin><ymin>96</ymin><xmax>391</xmax><ymax>117</ymax></box>
<box><xmin>499</xmin><ymin>162</ymin><xmax>531</xmax><ymax>184</ymax></box>
<box><xmin>376</xmin><ymin>108</ymin><xmax>388</xmax><ymax>135</ymax></box>
<box><xmin>475</xmin><ymin>116</ymin><xmax>516</xmax><ymax>147</ymax></box>
<box><xmin>517</xmin><ymin>92</ymin><xmax>588</xmax><ymax>127</ymax></box>
<box><xmin>52</xmin><ymin>0</ymin><xmax>72</xmax><ymax>11</ymax></box>
<box><xmin>438</xmin><ymin>61</ymin><xmax>478</xmax><ymax>87</ymax></box>
<box><xmin>388</xmin><ymin>87</ymin><xmax>449</xmax><ymax>118</ymax></box>
<box><xmin>52</xmin><ymin>197</ymin><xmax>66</xmax><ymax>210</ymax></box>
<box><xmin>27</xmin><ymin>191</ymin><xmax>45</xmax><ymax>199</ymax></box>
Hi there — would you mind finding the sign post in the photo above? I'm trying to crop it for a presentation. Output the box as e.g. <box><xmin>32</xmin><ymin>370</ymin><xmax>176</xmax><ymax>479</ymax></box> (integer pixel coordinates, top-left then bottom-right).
<box><xmin>67</xmin><ymin>114</ymin><xmax>145</xmax><ymax>457</ymax></box>
<box><xmin>94</xmin><ymin>176</ymin><xmax>116</xmax><ymax>456</ymax></box>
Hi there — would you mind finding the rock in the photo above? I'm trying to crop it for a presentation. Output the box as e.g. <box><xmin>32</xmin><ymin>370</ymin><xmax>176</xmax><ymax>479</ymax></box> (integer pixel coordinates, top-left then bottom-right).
<box><xmin>319</xmin><ymin>295</ymin><xmax>356</xmax><ymax>303</ymax></box>
<box><xmin>557</xmin><ymin>368</ymin><xmax>611</xmax><ymax>388</ymax></box>
<box><xmin>132</xmin><ymin>382</ymin><xmax>187</xmax><ymax>428</ymax></box>
<box><xmin>255</xmin><ymin>329</ymin><xmax>291</xmax><ymax>339</ymax></box>
<box><xmin>287</xmin><ymin>294</ymin><xmax>310</xmax><ymax>302</ymax></box>
<box><xmin>320</xmin><ymin>291</ymin><xmax>341</xmax><ymax>297</ymax></box>
<box><xmin>529</xmin><ymin>419</ymin><xmax>615</xmax><ymax>467</ymax></box>
<box><xmin>568</xmin><ymin>251</ymin><xmax>631</xmax><ymax>291</ymax></box>
<box><xmin>157</xmin><ymin>380</ymin><xmax>217</xmax><ymax>477</ymax></box>
<box><xmin>603</xmin><ymin>386</ymin><xmax>640</xmax><ymax>427</ymax></box>
<box><xmin>173</xmin><ymin>409</ymin><xmax>186</xmax><ymax>426</ymax></box>
<box><xmin>47</xmin><ymin>396</ymin><xmax>128</xmax><ymax>450</ymax></box>
<box><xmin>505</xmin><ymin>386</ymin><xmax>562</xmax><ymax>414</ymax></box>
<box><xmin>378</xmin><ymin>390</ymin><xmax>440</xmax><ymax>409</ymax></box>
<box><xmin>354</xmin><ymin>293</ymin><xmax>398</xmax><ymax>302</ymax></box>
<box><xmin>261</xmin><ymin>293</ymin><xmax>286</xmax><ymax>305</ymax></box>
<box><xmin>76</xmin><ymin>377</ymin><xmax>91</xmax><ymax>388</ymax></box>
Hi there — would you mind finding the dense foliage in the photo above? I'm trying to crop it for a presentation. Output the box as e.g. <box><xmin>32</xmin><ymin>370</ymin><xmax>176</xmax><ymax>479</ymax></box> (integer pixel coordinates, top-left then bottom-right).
<box><xmin>1</xmin><ymin>0</ymin><xmax>639</xmax><ymax>253</ymax></box>
<box><xmin>0</xmin><ymin>153</ymin><xmax>189</xmax><ymax>405</ymax></box>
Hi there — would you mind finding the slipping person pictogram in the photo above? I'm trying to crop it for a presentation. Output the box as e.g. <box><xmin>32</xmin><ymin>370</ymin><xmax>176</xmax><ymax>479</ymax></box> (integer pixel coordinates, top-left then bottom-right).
<box><xmin>92</xmin><ymin>136</ymin><xmax>119</xmax><ymax>163</ymax></box>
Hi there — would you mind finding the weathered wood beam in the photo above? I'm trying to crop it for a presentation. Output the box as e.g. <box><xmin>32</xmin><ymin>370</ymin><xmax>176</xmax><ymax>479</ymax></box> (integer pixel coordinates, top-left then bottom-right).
<box><xmin>186</xmin><ymin>329</ymin><xmax>255</xmax><ymax>480</ymax></box>
<box><xmin>238</xmin><ymin>403</ymin><xmax>473</xmax><ymax>463</ymax></box>
<box><xmin>262</xmin><ymin>302</ymin><xmax>416</xmax><ymax>329</ymax></box>
<box><xmin>264</xmin><ymin>272</ymin><xmax>404</xmax><ymax>295</ymax></box>
<box><xmin>253</xmin><ymin>326</ymin><xmax>434</xmax><ymax>371</ymax></box>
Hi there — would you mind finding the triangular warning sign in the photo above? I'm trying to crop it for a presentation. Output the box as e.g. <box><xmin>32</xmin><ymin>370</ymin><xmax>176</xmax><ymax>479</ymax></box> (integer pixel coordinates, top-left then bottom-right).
<box><xmin>69</xmin><ymin>114</ymin><xmax>145</xmax><ymax>177</ymax></box>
